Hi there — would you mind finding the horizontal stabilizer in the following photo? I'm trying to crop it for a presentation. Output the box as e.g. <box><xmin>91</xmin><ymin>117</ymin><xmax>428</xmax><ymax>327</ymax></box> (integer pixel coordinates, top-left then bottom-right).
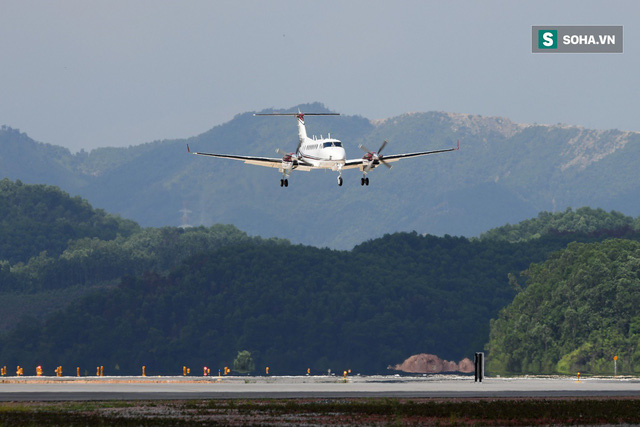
<box><xmin>254</xmin><ymin>113</ymin><xmax>340</xmax><ymax>116</ymax></box>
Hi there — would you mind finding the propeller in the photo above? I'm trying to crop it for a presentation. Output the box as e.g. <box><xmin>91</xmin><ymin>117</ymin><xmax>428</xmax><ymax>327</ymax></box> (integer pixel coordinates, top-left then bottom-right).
<box><xmin>276</xmin><ymin>148</ymin><xmax>296</xmax><ymax>163</ymax></box>
<box><xmin>359</xmin><ymin>140</ymin><xmax>392</xmax><ymax>172</ymax></box>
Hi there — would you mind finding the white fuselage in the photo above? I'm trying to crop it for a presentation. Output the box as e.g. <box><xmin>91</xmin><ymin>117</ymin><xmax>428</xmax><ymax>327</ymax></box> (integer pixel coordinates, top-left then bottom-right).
<box><xmin>298</xmin><ymin>137</ymin><xmax>346</xmax><ymax>170</ymax></box>
<box><xmin>296</xmin><ymin>115</ymin><xmax>346</xmax><ymax>171</ymax></box>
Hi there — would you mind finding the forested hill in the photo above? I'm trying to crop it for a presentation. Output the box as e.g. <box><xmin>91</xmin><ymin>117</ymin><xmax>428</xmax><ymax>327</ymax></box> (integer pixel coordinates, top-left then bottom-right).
<box><xmin>0</xmin><ymin>233</ymin><xmax>566</xmax><ymax>375</ymax></box>
<box><xmin>0</xmin><ymin>179</ymin><xmax>270</xmax><ymax>330</ymax></box>
<box><xmin>2</xmin><ymin>180</ymin><xmax>640</xmax><ymax>374</ymax></box>
<box><xmin>479</xmin><ymin>207</ymin><xmax>640</xmax><ymax>243</ymax></box>
<box><xmin>0</xmin><ymin>179</ymin><xmax>138</xmax><ymax>263</ymax></box>
<box><xmin>487</xmin><ymin>239</ymin><xmax>640</xmax><ymax>375</ymax></box>
<box><xmin>5</xmin><ymin>227</ymin><xmax>638</xmax><ymax>375</ymax></box>
<box><xmin>3</xmin><ymin>104</ymin><xmax>640</xmax><ymax>248</ymax></box>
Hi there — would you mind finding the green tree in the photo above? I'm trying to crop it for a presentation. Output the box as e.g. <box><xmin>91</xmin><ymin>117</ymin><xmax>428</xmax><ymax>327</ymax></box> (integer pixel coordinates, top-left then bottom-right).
<box><xmin>233</xmin><ymin>350</ymin><xmax>255</xmax><ymax>374</ymax></box>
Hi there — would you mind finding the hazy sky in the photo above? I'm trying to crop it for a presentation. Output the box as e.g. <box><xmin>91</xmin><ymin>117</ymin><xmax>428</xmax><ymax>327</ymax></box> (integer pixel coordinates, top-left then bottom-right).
<box><xmin>1</xmin><ymin>1</ymin><xmax>638</xmax><ymax>152</ymax></box>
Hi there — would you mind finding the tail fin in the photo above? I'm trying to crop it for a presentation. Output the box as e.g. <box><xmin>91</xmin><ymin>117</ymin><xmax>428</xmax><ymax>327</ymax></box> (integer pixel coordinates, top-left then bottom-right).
<box><xmin>296</xmin><ymin>111</ymin><xmax>307</xmax><ymax>143</ymax></box>
<box><xmin>253</xmin><ymin>111</ymin><xmax>340</xmax><ymax>146</ymax></box>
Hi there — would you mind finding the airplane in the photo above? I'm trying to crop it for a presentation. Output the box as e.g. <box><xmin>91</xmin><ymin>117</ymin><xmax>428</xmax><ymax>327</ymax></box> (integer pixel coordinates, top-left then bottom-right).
<box><xmin>187</xmin><ymin>111</ymin><xmax>459</xmax><ymax>187</ymax></box>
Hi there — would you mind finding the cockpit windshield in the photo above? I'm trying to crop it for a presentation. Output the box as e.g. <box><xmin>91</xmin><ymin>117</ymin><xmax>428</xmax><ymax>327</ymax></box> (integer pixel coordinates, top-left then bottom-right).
<box><xmin>323</xmin><ymin>142</ymin><xmax>343</xmax><ymax>148</ymax></box>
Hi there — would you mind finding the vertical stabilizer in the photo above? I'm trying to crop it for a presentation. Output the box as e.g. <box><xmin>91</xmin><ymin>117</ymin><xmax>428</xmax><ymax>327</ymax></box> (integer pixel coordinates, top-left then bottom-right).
<box><xmin>253</xmin><ymin>111</ymin><xmax>339</xmax><ymax>150</ymax></box>
<box><xmin>296</xmin><ymin>112</ymin><xmax>308</xmax><ymax>144</ymax></box>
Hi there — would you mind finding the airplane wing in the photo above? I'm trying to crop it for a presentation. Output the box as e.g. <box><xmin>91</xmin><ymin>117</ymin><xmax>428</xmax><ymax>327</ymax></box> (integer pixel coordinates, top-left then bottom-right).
<box><xmin>382</xmin><ymin>145</ymin><xmax>459</xmax><ymax>162</ymax></box>
<box><xmin>344</xmin><ymin>141</ymin><xmax>459</xmax><ymax>170</ymax></box>
<box><xmin>187</xmin><ymin>145</ymin><xmax>313</xmax><ymax>171</ymax></box>
<box><xmin>342</xmin><ymin>159</ymin><xmax>367</xmax><ymax>170</ymax></box>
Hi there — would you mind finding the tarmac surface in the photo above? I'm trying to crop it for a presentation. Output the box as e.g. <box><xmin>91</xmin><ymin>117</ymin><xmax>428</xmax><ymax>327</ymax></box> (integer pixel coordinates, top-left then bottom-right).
<box><xmin>2</xmin><ymin>374</ymin><xmax>640</xmax><ymax>401</ymax></box>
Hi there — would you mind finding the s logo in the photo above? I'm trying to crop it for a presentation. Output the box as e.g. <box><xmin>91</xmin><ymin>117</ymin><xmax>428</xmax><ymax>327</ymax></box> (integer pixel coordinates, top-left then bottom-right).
<box><xmin>538</xmin><ymin>30</ymin><xmax>557</xmax><ymax>49</ymax></box>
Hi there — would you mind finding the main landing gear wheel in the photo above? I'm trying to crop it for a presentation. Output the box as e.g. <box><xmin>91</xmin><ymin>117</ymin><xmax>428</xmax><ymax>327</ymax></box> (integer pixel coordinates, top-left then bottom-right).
<box><xmin>338</xmin><ymin>177</ymin><xmax>343</xmax><ymax>187</ymax></box>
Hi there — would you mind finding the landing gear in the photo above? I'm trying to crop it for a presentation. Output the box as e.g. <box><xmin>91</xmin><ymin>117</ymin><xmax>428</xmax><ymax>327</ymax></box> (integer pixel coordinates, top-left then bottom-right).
<box><xmin>280</xmin><ymin>170</ymin><xmax>291</xmax><ymax>188</ymax></box>
<box><xmin>334</xmin><ymin>165</ymin><xmax>344</xmax><ymax>187</ymax></box>
<box><xmin>361</xmin><ymin>177</ymin><xmax>369</xmax><ymax>186</ymax></box>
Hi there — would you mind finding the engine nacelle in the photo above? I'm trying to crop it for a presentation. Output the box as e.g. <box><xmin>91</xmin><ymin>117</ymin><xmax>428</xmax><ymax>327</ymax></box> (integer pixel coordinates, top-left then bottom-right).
<box><xmin>281</xmin><ymin>152</ymin><xmax>295</xmax><ymax>172</ymax></box>
<box><xmin>362</xmin><ymin>151</ymin><xmax>377</xmax><ymax>170</ymax></box>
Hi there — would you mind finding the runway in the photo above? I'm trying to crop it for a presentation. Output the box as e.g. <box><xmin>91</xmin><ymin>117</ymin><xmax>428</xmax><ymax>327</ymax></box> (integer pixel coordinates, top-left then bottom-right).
<box><xmin>2</xmin><ymin>375</ymin><xmax>640</xmax><ymax>401</ymax></box>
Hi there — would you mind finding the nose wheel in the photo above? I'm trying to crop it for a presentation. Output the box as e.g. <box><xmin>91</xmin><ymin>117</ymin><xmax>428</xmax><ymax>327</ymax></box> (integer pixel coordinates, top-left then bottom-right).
<box><xmin>360</xmin><ymin>177</ymin><xmax>370</xmax><ymax>186</ymax></box>
<box><xmin>280</xmin><ymin>179</ymin><xmax>289</xmax><ymax>187</ymax></box>
<box><xmin>337</xmin><ymin>176</ymin><xmax>343</xmax><ymax>187</ymax></box>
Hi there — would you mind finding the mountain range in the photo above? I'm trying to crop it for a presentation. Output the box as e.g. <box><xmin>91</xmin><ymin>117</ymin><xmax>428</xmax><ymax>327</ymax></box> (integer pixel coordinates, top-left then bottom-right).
<box><xmin>2</xmin><ymin>103</ymin><xmax>639</xmax><ymax>248</ymax></box>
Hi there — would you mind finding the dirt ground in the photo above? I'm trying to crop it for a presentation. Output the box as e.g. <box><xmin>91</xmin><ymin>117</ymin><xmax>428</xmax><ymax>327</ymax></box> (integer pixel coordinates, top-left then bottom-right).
<box><xmin>2</xmin><ymin>397</ymin><xmax>640</xmax><ymax>426</ymax></box>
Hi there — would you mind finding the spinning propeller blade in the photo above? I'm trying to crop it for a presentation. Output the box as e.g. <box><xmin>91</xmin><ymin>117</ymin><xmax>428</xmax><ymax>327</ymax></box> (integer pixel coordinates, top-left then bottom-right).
<box><xmin>378</xmin><ymin>140</ymin><xmax>388</xmax><ymax>154</ymax></box>
<box><xmin>360</xmin><ymin>140</ymin><xmax>392</xmax><ymax>171</ymax></box>
<box><xmin>359</xmin><ymin>144</ymin><xmax>373</xmax><ymax>154</ymax></box>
